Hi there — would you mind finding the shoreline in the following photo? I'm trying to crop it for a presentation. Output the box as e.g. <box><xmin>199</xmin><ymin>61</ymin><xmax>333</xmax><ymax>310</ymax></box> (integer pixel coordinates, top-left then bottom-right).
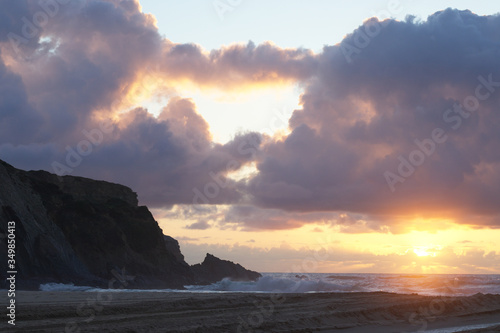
<box><xmin>1</xmin><ymin>291</ymin><xmax>499</xmax><ymax>332</ymax></box>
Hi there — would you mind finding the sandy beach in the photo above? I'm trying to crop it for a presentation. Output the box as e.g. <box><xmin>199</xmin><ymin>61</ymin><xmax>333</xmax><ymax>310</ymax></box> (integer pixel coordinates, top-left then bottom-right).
<box><xmin>2</xmin><ymin>291</ymin><xmax>500</xmax><ymax>332</ymax></box>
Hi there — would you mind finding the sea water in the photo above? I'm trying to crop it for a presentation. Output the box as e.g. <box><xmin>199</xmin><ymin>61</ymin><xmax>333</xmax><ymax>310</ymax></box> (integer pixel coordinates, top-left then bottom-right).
<box><xmin>39</xmin><ymin>273</ymin><xmax>500</xmax><ymax>296</ymax></box>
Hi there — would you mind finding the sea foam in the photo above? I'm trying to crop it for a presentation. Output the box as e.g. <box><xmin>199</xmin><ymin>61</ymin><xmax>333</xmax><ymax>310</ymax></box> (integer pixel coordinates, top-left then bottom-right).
<box><xmin>38</xmin><ymin>273</ymin><xmax>500</xmax><ymax>295</ymax></box>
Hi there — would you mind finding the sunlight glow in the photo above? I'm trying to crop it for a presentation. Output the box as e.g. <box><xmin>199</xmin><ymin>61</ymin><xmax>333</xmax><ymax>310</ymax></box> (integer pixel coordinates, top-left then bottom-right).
<box><xmin>413</xmin><ymin>247</ymin><xmax>431</xmax><ymax>257</ymax></box>
<box><xmin>413</xmin><ymin>245</ymin><xmax>441</xmax><ymax>257</ymax></box>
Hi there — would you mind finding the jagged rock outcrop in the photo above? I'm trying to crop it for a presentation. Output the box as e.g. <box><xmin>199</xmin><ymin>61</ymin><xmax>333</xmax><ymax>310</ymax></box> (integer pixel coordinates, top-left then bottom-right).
<box><xmin>0</xmin><ymin>159</ymin><xmax>260</xmax><ymax>289</ymax></box>
<box><xmin>191</xmin><ymin>253</ymin><xmax>262</xmax><ymax>285</ymax></box>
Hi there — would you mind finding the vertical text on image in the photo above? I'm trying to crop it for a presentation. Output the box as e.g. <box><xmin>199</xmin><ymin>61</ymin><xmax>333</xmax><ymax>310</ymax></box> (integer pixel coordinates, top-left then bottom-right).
<box><xmin>6</xmin><ymin>221</ymin><xmax>17</xmax><ymax>326</ymax></box>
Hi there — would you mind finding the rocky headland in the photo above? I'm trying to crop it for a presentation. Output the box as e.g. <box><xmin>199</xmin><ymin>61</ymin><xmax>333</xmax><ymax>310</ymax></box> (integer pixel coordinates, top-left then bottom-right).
<box><xmin>0</xmin><ymin>159</ymin><xmax>261</xmax><ymax>290</ymax></box>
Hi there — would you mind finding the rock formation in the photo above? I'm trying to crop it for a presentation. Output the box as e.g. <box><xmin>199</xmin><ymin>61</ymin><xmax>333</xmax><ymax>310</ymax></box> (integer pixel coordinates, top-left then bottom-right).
<box><xmin>192</xmin><ymin>253</ymin><xmax>261</xmax><ymax>284</ymax></box>
<box><xmin>0</xmin><ymin>159</ymin><xmax>260</xmax><ymax>289</ymax></box>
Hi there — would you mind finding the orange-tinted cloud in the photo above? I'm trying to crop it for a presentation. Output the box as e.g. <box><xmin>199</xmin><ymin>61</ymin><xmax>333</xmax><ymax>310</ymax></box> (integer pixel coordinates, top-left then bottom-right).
<box><xmin>157</xmin><ymin>40</ymin><xmax>317</xmax><ymax>88</ymax></box>
<box><xmin>246</xmin><ymin>9</ymin><xmax>500</xmax><ymax>229</ymax></box>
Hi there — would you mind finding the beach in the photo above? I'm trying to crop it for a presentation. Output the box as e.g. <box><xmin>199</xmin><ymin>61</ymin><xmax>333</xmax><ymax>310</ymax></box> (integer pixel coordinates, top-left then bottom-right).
<box><xmin>2</xmin><ymin>291</ymin><xmax>500</xmax><ymax>332</ymax></box>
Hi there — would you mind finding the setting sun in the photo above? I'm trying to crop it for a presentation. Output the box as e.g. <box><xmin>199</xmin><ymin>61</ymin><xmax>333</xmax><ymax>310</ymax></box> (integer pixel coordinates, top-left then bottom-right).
<box><xmin>413</xmin><ymin>247</ymin><xmax>433</xmax><ymax>257</ymax></box>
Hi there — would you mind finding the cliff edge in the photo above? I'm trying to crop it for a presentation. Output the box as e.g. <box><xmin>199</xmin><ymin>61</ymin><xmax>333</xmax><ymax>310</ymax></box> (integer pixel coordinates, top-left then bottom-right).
<box><xmin>0</xmin><ymin>159</ymin><xmax>260</xmax><ymax>289</ymax></box>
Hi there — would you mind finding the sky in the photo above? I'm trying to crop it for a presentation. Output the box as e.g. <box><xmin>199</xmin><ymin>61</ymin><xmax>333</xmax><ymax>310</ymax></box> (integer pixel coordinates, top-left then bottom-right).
<box><xmin>1</xmin><ymin>0</ymin><xmax>500</xmax><ymax>274</ymax></box>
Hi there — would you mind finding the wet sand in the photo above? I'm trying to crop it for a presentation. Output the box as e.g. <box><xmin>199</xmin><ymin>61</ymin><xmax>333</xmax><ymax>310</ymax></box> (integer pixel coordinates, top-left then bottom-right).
<box><xmin>2</xmin><ymin>291</ymin><xmax>500</xmax><ymax>332</ymax></box>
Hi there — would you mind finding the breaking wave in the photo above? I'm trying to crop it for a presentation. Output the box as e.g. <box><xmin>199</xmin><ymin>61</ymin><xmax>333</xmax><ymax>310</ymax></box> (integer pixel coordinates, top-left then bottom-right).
<box><xmin>185</xmin><ymin>275</ymin><xmax>368</xmax><ymax>293</ymax></box>
<box><xmin>39</xmin><ymin>273</ymin><xmax>500</xmax><ymax>295</ymax></box>
<box><xmin>186</xmin><ymin>273</ymin><xmax>500</xmax><ymax>295</ymax></box>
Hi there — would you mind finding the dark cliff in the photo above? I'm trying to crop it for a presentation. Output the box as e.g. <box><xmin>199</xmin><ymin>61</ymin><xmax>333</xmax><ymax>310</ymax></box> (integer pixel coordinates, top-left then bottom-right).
<box><xmin>0</xmin><ymin>160</ymin><xmax>260</xmax><ymax>289</ymax></box>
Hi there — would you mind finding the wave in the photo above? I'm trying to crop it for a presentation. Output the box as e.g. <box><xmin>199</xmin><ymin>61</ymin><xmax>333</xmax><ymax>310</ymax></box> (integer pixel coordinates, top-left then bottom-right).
<box><xmin>38</xmin><ymin>274</ymin><xmax>500</xmax><ymax>295</ymax></box>
<box><xmin>326</xmin><ymin>275</ymin><xmax>365</xmax><ymax>280</ymax></box>
<box><xmin>39</xmin><ymin>283</ymin><xmax>99</xmax><ymax>292</ymax></box>
<box><xmin>39</xmin><ymin>277</ymin><xmax>366</xmax><ymax>294</ymax></box>
<box><xmin>185</xmin><ymin>275</ymin><xmax>369</xmax><ymax>293</ymax></box>
<box><xmin>187</xmin><ymin>273</ymin><xmax>500</xmax><ymax>295</ymax></box>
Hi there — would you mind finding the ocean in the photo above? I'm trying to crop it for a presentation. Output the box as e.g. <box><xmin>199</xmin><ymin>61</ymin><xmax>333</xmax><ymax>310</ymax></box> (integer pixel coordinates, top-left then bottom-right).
<box><xmin>39</xmin><ymin>273</ymin><xmax>500</xmax><ymax>296</ymax></box>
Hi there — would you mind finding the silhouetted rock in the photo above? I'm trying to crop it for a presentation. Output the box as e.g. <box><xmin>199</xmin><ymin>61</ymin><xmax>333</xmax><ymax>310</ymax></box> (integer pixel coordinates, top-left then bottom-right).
<box><xmin>0</xmin><ymin>160</ymin><xmax>192</xmax><ymax>289</ymax></box>
<box><xmin>191</xmin><ymin>253</ymin><xmax>262</xmax><ymax>284</ymax></box>
<box><xmin>0</xmin><ymin>159</ymin><xmax>260</xmax><ymax>289</ymax></box>
<box><xmin>164</xmin><ymin>235</ymin><xmax>187</xmax><ymax>263</ymax></box>
<box><xmin>0</xmin><ymin>161</ymin><xmax>93</xmax><ymax>289</ymax></box>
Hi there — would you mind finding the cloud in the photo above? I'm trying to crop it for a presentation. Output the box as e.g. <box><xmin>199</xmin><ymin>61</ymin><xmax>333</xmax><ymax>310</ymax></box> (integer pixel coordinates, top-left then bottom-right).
<box><xmin>185</xmin><ymin>220</ymin><xmax>211</xmax><ymax>230</ymax></box>
<box><xmin>174</xmin><ymin>236</ymin><xmax>202</xmax><ymax>242</ymax></box>
<box><xmin>1</xmin><ymin>0</ymin><xmax>300</xmax><ymax>145</ymax></box>
<box><xmin>1</xmin><ymin>0</ymin><xmax>162</xmax><ymax>144</ymax></box>
<box><xmin>0</xmin><ymin>0</ymin><xmax>269</xmax><ymax>208</ymax></box>
<box><xmin>246</xmin><ymin>9</ymin><xmax>500</xmax><ymax>229</ymax></box>
<box><xmin>1</xmin><ymin>3</ymin><xmax>500</xmax><ymax>232</ymax></box>
<box><xmin>157</xmin><ymin>41</ymin><xmax>318</xmax><ymax>88</ymax></box>
<box><xmin>163</xmin><ymin>204</ymin><xmax>390</xmax><ymax>233</ymax></box>
<box><xmin>0</xmin><ymin>54</ymin><xmax>42</xmax><ymax>144</ymax></box>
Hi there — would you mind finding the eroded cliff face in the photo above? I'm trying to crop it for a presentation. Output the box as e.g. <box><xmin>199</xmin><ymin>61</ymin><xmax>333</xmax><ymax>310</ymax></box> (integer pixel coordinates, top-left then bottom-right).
<box><xmin>0</xmin><ymin>160</ymin><xmax>192</xmax><ymax>289</ymax></box>
<box><xmin>0</xmin><ymin>159</ymin><xmax>261</xmax><ymax>290</ymax></box>
<box><xmin>0</xmin><ymin>161</ymin><xmax>92</xmax><ymax>289</ymax></box>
